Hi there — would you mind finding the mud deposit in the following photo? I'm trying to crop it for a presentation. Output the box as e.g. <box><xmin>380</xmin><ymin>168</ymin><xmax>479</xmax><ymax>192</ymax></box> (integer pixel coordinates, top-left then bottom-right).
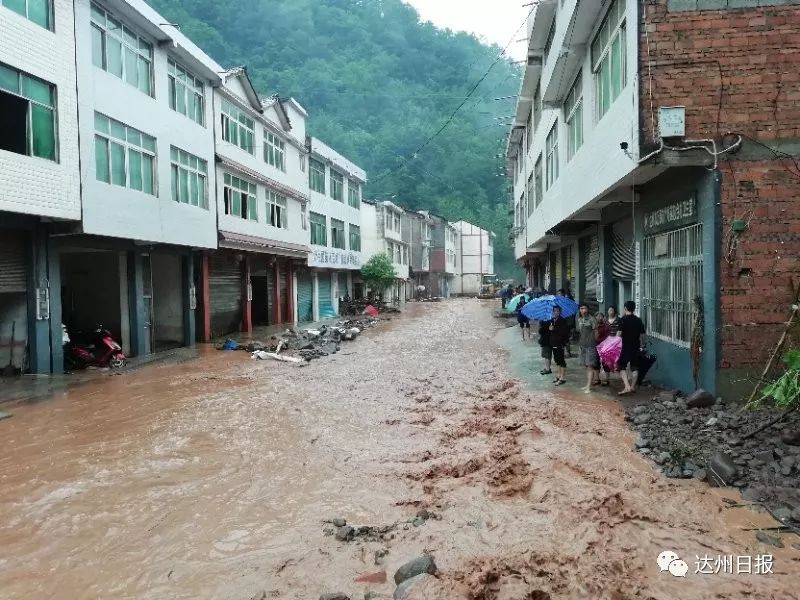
<box><xmin>0</xmin><ymin>300</ymin><xmax>798</xmax><ymax>599</ymax></box>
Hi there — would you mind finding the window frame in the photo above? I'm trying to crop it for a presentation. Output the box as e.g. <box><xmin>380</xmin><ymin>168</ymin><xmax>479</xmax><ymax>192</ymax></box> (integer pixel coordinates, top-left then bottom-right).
<box><xmin>264</xmin><ymin>130</ymin><xmax>286</xmax><ymax>171</ymax></box>
<box><xmin>168</xmin><ymin>59</ymin><xmax>204</xmax><ymax>125</ymax></box>
<box><xmin>0</xmin><ymin>62</ymin><xmax>58</xmax><ymax>161</ymax></box>
<box><xmin>94</xmin><ymin>112</ymin><xmax>156</xmax><ymax>194</ymax></box>
<box><xmin>330</xmin><ymin>169</ymin><xmax>344</xmax><ymax>202</ymax></box>
<box><xmin>534</xmin><ymin>155</ymin><xmax>543</xmax><ymax>208</ymax></box>
<box><xmin>1</xmin><ymin>0</ymin><xmax>52</xmax><ymax>29</ymax></box>
<box><xmin>170</xmin><ymin>146</ymin><xmax>208</xmax><ymax>209</ymax></box>
<box><xmin>564</xmin><ymin>70</ymin><xmax>584</xmax><ymax>161</ymax></box>
<box><xmin>331</xmin><ymin>218</ymin><xmax>346</xmax><ymax>249</ymax></box>
<box><xmin>545</xmin><ymin>121</ymin><xmax>559</xmax><ymax>190</ymax></box>
<box><xmin>267</xmin><ymin>189</ymin><xmax>288</xmax><ymax>229</ymax></box>
<box><xmin>310</xmin><ymin>211</ymin><xmax>327</xmax><ymax>246</ymax></box>
<box><xmin>222</xmin><ymin>172</ymin><xmax>258</xmax><ymax>221</ymax></box>
<box><xmin>309</xmin><ymin>158</ymin><xmax>326</xmax><ymax>194</ymax></box>
<box><xmin>90</xmin><ymin>3</ymin><xmax>153</xmax><ymax>96</ymax></box>
<box><xmin>349</xmin><ymin>224</ymin><xmax>361</xmax><ymax>252</ymax></box>
<box><xmin>347</xmin><ymin>180</ymin><xmax>360</xmax><ymax>208</ymax></box>
<box><xmin>592</xmin><ymin>0</ymin><xmax>627</xmax><ymax>120</ymax></box>
<box><xmin>220</xmin><ymin>98</ymin><xmax>255</xmax><ymax>155</ymax></box>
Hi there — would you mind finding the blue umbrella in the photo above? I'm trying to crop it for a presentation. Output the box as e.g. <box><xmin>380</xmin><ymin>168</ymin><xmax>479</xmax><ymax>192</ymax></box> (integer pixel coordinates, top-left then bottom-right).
<box><xmin>520</xmin><ymin>295</ymin><xmax>579</xmax><ymax>321</ymax></box>
<box><xmin>505</xmin><ymin>293</ymin><xmax>529</xmax><ymax>313</ymax></box>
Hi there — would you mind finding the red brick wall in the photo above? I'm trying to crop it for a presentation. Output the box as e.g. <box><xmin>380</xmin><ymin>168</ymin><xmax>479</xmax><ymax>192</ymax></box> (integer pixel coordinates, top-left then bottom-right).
<box><xmin>641</xmin><ymin>1</ymin><xmax>800</xmax><ymax>370</ymax></box>
<box><xmin>430</xmin><ymin>249</ymin><xmax>446</xmax><ymax>273</ymax></box>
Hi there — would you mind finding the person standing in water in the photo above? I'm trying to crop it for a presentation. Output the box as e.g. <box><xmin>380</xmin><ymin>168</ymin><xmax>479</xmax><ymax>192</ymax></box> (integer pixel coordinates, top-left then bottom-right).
<box><xmin>549</xmin><ymin>305</ymin><xmax>570</xmax><ymax>386</ymax></box>
<box><xmin>576</xmin><ymin>304</ymin><xmax>600</xmax><ymax>393</ymax></box>
<box><xmin>617</xmin><ymin>301</ymin><xmax>646</xmax><ymax>395</ymax></box>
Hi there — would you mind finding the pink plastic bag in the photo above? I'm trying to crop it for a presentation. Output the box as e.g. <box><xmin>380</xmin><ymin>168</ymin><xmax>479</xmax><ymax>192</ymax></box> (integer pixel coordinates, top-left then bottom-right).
<box><xmin>364</xmin><ymin>305</ymin><xmax>379</xmax><ymax>317</ymax></box>
<box><xmin>597</xmin><ymin>336</ymin><xmax>622</xmax><ymax>370</ymax></box>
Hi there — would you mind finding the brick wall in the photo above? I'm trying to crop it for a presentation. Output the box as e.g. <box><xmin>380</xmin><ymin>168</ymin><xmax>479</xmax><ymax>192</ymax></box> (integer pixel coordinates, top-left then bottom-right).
<box><xmin>641</xmin><ymin>0</ymin><xmax>800</xmax><ymax>370</ymax></box>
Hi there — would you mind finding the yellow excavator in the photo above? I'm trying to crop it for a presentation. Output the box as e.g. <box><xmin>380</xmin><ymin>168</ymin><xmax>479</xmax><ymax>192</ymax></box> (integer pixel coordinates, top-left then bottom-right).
<box><xmin>478</xmin><ymin>274</ymin><xmax>500</xmax><ymax>299</ymax></box>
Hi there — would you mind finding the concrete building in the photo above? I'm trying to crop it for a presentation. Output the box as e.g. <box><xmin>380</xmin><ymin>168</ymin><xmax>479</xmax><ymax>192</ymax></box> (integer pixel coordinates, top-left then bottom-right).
<box><xmin>451</xmin><ymin>221</ymin><xmax>495</xmax><ymax>296</ymax></box>
<box><xmin>422</xmin><ymin>212</ymin><xmax>459</xmax><ymax>298</ymax></box>
<box><xmin>0</xmin><ymin>0</ymin><xmax>81</xmax><ymax>373</ymax></box>
<box><xmin>305</xmin><ymin>137</ymin><xmax>366</xmax><ymax>320</ymax></box>
<box><xmin>204</xmin><ymin>66</ymin><xmax>311</xmax><ymax>338</ymax></box>
<box><xmin>361</xmin><ymin>200</ymin><xmax>411</xmax><ymax>305</ymax></box>
<box><xmin>507</xmin><ymin>0</ymin><xmax>800</xmax><ymax>397</ymax></box>
<box><xmin>408</xmin><ymin>211</ymin><xmax>434</xmax><ymax>297</ymax></box>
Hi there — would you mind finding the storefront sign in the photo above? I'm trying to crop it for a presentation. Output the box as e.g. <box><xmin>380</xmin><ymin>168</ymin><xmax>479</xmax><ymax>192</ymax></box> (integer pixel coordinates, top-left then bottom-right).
<box><xmin>644</xmin><ymin>196</ymin><xmax>697</xmax><ymax>234</ymax></box>
<box><xmin>308</xmin><ymin>248</ymin><xmax>362</xmax><ymax>269</ymax></box>
<box><xmin>634</xmin><ymin>241</ymin><xmax>641</xmax><ymax>308</ymax></box>
<box><xmin>596</xmin><ymin>271</ymin><xmax>604</xmax><ymax>304</ymax></box>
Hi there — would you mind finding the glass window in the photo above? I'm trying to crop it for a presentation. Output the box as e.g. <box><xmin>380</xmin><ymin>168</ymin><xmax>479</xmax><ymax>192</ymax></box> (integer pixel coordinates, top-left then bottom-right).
<box><xmin>331</xmin><ymin>218</ymin><xmax>346</xmax><ymax>249</ymax></box>
<box><xmin>348</xmin><ymin>180</ymin><xmax>360</xmax><ymax>208</ymax></box>
<box><xmin>1</xmin><ymin>0</ymin><xmax>51</xmax><ymax>29</ymax></box>
<box><xmin>545</xmin><ymin>122</ymin><xmax>559</xmax><ymax>190</ymax></box>
<box><xmin>168</xmin><ymin>60</ymin><xmax>204</xmax><ymax>125</ymax></box>
<box><xmin>267</xmin><ymin>189</ymin><xmax>288</xmax><ymax>228</ymax></box>
<box><xmin>349</xmin><ymin>224</ymin><xmax>361</xmax><ymax>252</ymax></box>
<box><xmin>221</xmin><ymin>99</ymin><xmax>255</xmax><ymax>154</ymax></box>
<box><xmin>564</xmin><ymin>71</ymin><xmax>583</xmax><ymax>161</ymax></box>
<box><xmin>90</xmin><ymin>3</ymin><xmax>153</xmax><ymax>95</ymax></box>
<box><xmin>0</xmin><ymin>63</ymin><xmax>57</xmax><ymax>161</ymax></box>
<box><xmin>309</xmin><ymin>158</ymin><xmax>325</xmax><ymax>193</ymax></box>
<box><xmin>94</xmin><ymin>112</ymin><xmax>155</xmax><ymax>193</ymax></box>
<box><xmin>263</xmin><ymin>131</ymin><xmax>286</xmax><ymax>171</ymax></box>
<box><xmin>330</xmin><ymin>169</ymin><xmax>344</xmax><ymax>201</ymax></box>
<box><xmin>170</xmin><ymin>146</ymin><xmax>208</xmax><ymax>209</ymax></box>
<box><xmin>223</xmin><ymin>172</ymin><xmax>257</xmax><ymax>220</ymax></box>
<box><xmin>310</xmin><ymin>211</ymin><xmax>327</xmax><ymax>246</ymax></box>
<box><xmin>592</xmin><ymin>0</ymin><xmax>627</xmax><ymax>119</ymax></box>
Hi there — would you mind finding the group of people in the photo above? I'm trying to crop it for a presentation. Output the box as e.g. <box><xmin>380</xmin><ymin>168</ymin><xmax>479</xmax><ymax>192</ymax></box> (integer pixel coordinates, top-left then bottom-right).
<box><xmin>505</xmin><ymin>284</ymin><xmax>647</xmax><ymax>395</ymax></box>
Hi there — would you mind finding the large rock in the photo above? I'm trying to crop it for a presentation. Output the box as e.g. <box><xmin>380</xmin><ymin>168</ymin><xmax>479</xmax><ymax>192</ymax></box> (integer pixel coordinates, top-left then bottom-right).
<box><xmin>394</xmin><ymin>555</ymin><xmax>437</xmax><ymax>585</ymax></box>
<box><xmin>393</xmin><ymin>574</ymin><xmax>452</xmax><ymax>600</ymax></box>
<box><xmin>686</xmin><ymin>389</ymin><xmax>715</xmax><ymax>408</ymax></box>
<box><xmin>320</xmin><ymin>594</ymin><xmax>350</xmax><ymax>600</ymax></box>
<box><xmin>707</xmin><ymin>453</ymin><xmax>738</xmax><ymax>486</ymax></box>
<box><xmin>335</xmin><ymin>525</ymin><xmax>355</xmax><ymax>541</ymax></box>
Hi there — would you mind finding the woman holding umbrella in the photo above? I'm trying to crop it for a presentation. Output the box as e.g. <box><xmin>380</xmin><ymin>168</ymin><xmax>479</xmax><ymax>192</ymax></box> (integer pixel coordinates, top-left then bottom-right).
<box><xmin>520</xmin><ymin>294</ymin><xmax>580</xmax><ymax>385</ymax></box>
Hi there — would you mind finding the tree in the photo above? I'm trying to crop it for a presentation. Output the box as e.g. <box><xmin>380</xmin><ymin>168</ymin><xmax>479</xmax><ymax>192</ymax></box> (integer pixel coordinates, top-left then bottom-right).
<box><xmin>361</xmin><ymin>253</ymin><xmax>397</xmax><ymax>297</ymax></box>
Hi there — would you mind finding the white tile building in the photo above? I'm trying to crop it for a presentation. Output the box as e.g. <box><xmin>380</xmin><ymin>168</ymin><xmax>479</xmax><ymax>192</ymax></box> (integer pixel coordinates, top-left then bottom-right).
<box><xmin>450</xmin><ymin>221</ymin><xmax>494</xmax><ymax>296</ymax></box>
<box><xmin>361</xmin><ymin>200</ymin><xmax>410</xmax><ymax>305</ymax></box>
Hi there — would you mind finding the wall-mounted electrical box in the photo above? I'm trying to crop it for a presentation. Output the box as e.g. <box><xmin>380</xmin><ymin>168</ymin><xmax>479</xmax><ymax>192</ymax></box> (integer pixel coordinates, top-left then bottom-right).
<box><xmin>659</xmin><ymin>106</ymin><xmax>686</xmax><ymax>138</ymax></box>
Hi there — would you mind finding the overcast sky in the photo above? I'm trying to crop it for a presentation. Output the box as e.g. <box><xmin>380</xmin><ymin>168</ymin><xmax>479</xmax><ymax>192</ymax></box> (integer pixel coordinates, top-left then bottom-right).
<box><xmin>403</xmin><ymin>0</ymin><xmax>530</xmax><ymax>60</ymax></box>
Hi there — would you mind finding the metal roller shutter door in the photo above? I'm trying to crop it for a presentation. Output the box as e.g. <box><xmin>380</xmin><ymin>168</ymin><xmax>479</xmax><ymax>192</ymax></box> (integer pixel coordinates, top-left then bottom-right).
<box><xmin>612</xmin><ymin>219</ymin><xmax>636</xmax><ymax>281</ymax></box>
<box><xmin>209</xmin><ymin>254</ymin><xmax>242</xmax><ymax>336</ymax></box>
<box><xmin>0</xmin><ymin>232</ymin><xmax>27</xmax><ymax>293</ymax></box>
<box><xmin>583</xmin><ymin>234</ymin><xmax>599</xmax><ymax>309</ymax></box>
<box><xmin>297</xmin><ymin>273</ymin><xmax>313</xmax><ymax>323</ymax></box>
<box><xmin>318</xmin><ymin>275</ymin><xmax>336</xmax><ymax>319</ymax></box>
<box><xmin>279</xmin><ymin>267</ymin><xmax>289</xmax><ymax>323</ymax></box>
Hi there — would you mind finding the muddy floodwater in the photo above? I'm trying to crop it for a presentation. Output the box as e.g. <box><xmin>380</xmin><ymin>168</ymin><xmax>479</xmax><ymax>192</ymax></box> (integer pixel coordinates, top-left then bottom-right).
<box><xmin>0</xmin><ymin>300</ymin><xmax>798</xmax><ymax>599</ymax></box>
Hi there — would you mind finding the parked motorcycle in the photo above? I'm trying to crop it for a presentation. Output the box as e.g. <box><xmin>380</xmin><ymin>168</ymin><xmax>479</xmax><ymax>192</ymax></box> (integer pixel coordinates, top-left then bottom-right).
<box><xmin>63</xmin><ymin>324</ymin><xmax>126</xmax><ymax>370</ymax></box>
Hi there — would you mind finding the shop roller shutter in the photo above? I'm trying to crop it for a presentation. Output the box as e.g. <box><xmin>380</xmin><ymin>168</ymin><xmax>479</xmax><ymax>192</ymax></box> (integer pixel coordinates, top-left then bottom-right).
<box><xmin>318</xmin><ymin>275</ymin><xmax>336</xmax><ymax>319</ymax></box>
<box><xmin>209</xmin><ymin>254</ymin><xmax>242</xmax><ymax>336</ymax></box>
<box><xmin>583</xmin><ymin>234</ymin><xmax>599</xmax><ymax>308</ymax></box>
<box><xmin>0</xmin><ymin>232</ymin><xmax>27</xmax><ymax>293</ymax></box>
<box><xmin>612</xmin><ymin>218</ymin><xmax>636</xmax><ymax>281</ymax></box>
<box><xmin>297</xmin><ymin>273</ymin><xmax>313</xmax><ymax>323</ymax></box>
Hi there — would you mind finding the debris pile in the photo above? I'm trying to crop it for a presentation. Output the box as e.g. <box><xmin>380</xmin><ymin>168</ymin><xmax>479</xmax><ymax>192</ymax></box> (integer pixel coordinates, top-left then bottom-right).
<box><xmin>217</xmin><ymin>318</ymin><xmax>381</xmax><ymax>363</ymax></box>
<box><xmin>626</xmin><ymin>389</ymin><xmax>800</xmax><ymax>527</ymax></box>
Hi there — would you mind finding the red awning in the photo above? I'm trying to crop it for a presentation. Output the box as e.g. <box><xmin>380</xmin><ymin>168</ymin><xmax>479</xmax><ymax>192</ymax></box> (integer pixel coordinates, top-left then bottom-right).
<box><xmin>218</xmin><ymin>230</ymin><xmax>310</xmax><ymax>258</ymax></box>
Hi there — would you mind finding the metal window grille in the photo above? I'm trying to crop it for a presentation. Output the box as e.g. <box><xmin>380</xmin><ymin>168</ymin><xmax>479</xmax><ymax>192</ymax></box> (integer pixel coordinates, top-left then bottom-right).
<box><xmin>641</xmin><ymin>223</ymin><xmax>703</xmax><ymax>348</ymax></box>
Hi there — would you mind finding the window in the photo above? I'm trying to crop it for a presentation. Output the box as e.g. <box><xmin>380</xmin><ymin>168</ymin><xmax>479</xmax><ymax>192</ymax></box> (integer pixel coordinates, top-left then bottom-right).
<box><xmin>310</xmin><ymin>211</ymin><xmax>327</xmax><ymax>245</ymax></box>
<box><xmin>91</xmin><ymin>4</ymin><xmax>153</xmax><ymax>95</ymax></box>
<box><xmin>545</xmin><ymin>121</ymin><xmax>559</xmax><ymax>190</ymax></box>
<box><xmin>330</xmin><ymin>169</ymin><xmax>344</xmax><ymax>201</ymax></box>
<box><xmin>300</xmin><ymin>154</ymin><xmax>306</xmax><ymax>172</ymax></box>
<box><xmin>348</xmin><ymin>180</ymin><xmax>360</xmax><ymax>208</ymax></box>
<box><xmin>170</xmin><ymin>146</ymin><xmax>207</xmax><ymax>208</ymax></box>
<box><xmin>168</xmin><ymin>60</ymin><xmax>204</xmax><ymax>125</ymax></box>
<box><xmin>349</xmin><ymin>224</ymin><xmax>361</xmax><ymax>251</ymax></box>
<box><xmin>0</xmin><ymin>63</ymin><xmax>57</xmax><ymax>161</ymax></box>
<box><xmin>267</xmin><ymin>190</ymin><xmax>288</xmax><ymax>228</ymax></box>
<box><xmin>544</xmin><ymin>17</ymin><xmax>557</xmax><ymax>62</ymax></box>
<box><xmin>387</xmin><ymin>243</ymin><xmax>395</xmax><ymax>262</ymax></box>
<box><xmin>402</xmin><ymin>245</ymin><xmax>408</xmax><ymax>265</ymax></box>
<box><xmin>95</xmin><ymin>112</ymin><xmax>155</xmax><ymax>194</ymax></box>
<box><xmin>264</xmin><ymin>131</ymin><xmax>285</xmax><ymax>171</ymax></box>
<box><xmin>564</xmin><ymin>71</ymin><xmax>583</xmax><ymax>161</ymax></box>
<box><xmin>526</xmin><ymin>173</ymin><xmax>534</xmax><ymax>216</ymax></box>
<box><xmin>300</xmin><ymin>203</ymin><xmax>308</xmax><ymax>230</ymax></box>
<box><xmin>393</xmin><ymin>214</ymin><xmax>401</xmax><ymax>232</ymax></box>
<box><xmin>309</xmin><ymin>158</ymin><xmax>325</xmax><ymax>193</ymax></box>
<box><xmin>1</xmin><ymin>0</ymin><xmax>51</xmax><ymax>29</ymax></box>
<box><xmin>223</xmin><ymin>173</ymin><xmax>257</xmax><ymax>221</ymax></box>
<box><xmin>331</xmin><ymin>218</ymin><xmax>346</xmax><ymax>249</ymax></box>
<box><xmin>642</xmin><ymin>223</ymin><xmax>703</xmax><ymax>348</ymax></box>
<box><xmin>533</xmin><ymin>84</ymin><xmax>541</xmax><ymax>131</ymax></box>
<box><xmin>525</xmin><ymin>107</ymin><xmax>533</xmax><ymax>152</ymax></box>
<box><xmin>385</xmin><ymin>212</ymin><xmax>393</xmax><ymax>232</ymax></box>
<box><xmin>534</xmin><ymin>155</ymin><xmax>543</xmax><ymax>207</ymax></box>
<box><xmin>221</xmin><ymin>98</ymin><xmax>254</xmax><ymax>154</ymax></box>
<box><xmin>592</xmin><ymin>0</ymin><xmax>627</xmax><ymax>119</ymax></box>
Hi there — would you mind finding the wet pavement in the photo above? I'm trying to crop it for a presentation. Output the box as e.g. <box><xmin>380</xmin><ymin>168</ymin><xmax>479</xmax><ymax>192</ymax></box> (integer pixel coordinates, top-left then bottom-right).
<box><xmin>0</xmin><ymin>299</ymin><xmax>798</xmax><ymax>599</ymax></box>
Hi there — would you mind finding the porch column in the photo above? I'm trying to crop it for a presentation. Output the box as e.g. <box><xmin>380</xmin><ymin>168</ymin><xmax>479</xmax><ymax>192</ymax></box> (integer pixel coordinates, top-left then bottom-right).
<box><xmin>200</xmin><ymin>253</ymin><xmax>211</xmax><ymax>342</ymax></box>
<box><xmin>241</xmin><ymin>257</ymin><xmax>252</xmax><ymax>333</ymax></box>
<box><xmin>286</xmin><ymin>261</ymin><xmax>295</xmax><ymax>325</ymax></box>
<box><xmin>46</xmin><ymin>235</ymin><xmax>63</xmax><ymax>374</ymax></box>
<box><xmin>291</xmin><ymin>268</ymin><xmax>298</xmax><ymax>324</ymax></box>
<box><xmin>312</xmin><ymin>271</ymin><xmax>320</xmax><ymax>322</ymax></box>
<box><xmin>274</xmin><ymin>259</ymin><xmax>282</xmax><ymax>325</ymax></box>
<box><xmin>127</xmin><ymin>250</ymin><xmax>147</xmax><ymax>357</ymax></box>
<box><xmin>183</xmin><ymin>252</ymin><xmax>196</xmax><ymax>347</ymax></box>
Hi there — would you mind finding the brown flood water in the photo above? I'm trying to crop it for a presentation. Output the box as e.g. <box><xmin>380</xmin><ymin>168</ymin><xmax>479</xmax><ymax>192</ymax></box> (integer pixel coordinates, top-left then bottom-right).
<box><xmin>0</xmin><ymin>299</ymin><xmax>798</xmax><ymax>599</ymax></box>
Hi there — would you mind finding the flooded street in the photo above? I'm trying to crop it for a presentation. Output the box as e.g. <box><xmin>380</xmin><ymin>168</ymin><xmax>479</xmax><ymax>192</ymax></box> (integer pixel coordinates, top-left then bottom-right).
<box><xmin>1</xmin><ymin>299</ymin><xmax>798</xmax><ymax>599</ymax></box>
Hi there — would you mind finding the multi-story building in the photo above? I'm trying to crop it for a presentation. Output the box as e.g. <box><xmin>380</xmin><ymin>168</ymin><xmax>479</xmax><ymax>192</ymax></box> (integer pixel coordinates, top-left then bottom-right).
<box><xmin>0</xmin><ymin>0</ymin><xmax>81</xmax><ymax>373</ymax></box>
<box><xmin>361</xmin><ymin>200</ymin><xmax>410</xmax><ymax>305</ymax></box>
<box><xmin>507</xmin><ymin>0</ymin><xmax>800</xmax><ymax>397</ymax></box>
<box><xmin>408</xmin><ymin>211</ymin><xmax>434</xmax><ymax>296</ymax></box>
<box><xmin>305</xmin><ymin>137</ymin><xmax>366</xmax><ymax>320</ymax></box>
<box><xmin>203</xmin><ymin>66</ymin><xmax>311</xmax><ymax>338</ymax></box>
<box><xmin>422</xmin><ymin>212</ymin><xmax>459</xmax><ymax>298</ymax></box>
<box><xmin>450</xmin><ymin>221</ymin><xmax>495</xmax><ymax>296</ymax></box>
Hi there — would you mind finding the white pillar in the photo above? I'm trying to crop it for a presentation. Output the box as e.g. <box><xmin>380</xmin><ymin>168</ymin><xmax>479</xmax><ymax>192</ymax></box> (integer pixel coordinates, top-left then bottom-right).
<box><xmin>312</xmin><ymin>271</ymin><xmax>320</xmax><ymax>322</ymax></box>
<box><xmin>292</xmin><ymin>271</ymin><xmax>299</xmax><ymax>324</ymax></box>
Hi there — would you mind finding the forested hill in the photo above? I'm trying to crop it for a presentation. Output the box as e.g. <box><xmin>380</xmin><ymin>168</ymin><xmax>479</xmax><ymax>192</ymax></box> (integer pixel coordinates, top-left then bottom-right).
<box><xmin>147</xmin><ymin>0</ymin><xmax>522</xmax><ymax>275</ymax></box>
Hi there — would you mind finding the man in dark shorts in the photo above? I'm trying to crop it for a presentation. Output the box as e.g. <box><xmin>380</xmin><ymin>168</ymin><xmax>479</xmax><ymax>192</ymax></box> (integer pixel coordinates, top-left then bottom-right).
<box><xmin>516</xmin><ymin>288</ymin><xmax>533</xmax><ymax>340</ymax></box>
<box><xmin>617</xmin><ymin>300</ymin><xmax>646</xmax><ymax>395</ymax></box>
<box><xmin>549</xmin><ymin>305</ymin><xmax>570</xmax><ymax>386</ymax></box>
<box><xmin>538</xmin><ymin>318</ymin><xmax>552</xmax><ymax>375</ymax></box>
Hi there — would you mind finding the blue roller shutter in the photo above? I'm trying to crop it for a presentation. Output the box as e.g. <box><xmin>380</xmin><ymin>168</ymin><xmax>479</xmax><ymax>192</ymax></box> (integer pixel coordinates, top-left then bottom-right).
<box><xmin>318</xmin><ymin>274</ymin><xmax>336</xmax><ymax>319</ymax></box>
<box><xmin>297</xmin><ymin>273</ymin><xmax>313</xmax><ymax>323</ymax></box>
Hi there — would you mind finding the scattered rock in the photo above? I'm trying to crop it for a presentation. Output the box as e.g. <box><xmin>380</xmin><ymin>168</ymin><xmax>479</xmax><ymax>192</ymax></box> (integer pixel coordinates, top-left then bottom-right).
<box><xmin>755</xmin><ymin>531</ymin><xmax>784</xmax><ymax>548</ymax></box>
<box><xmin>782</xmin><ymin>431</ymin><xmax>800</xmax><ymax>446</ymax></box>
<box><xmin>249</xmin><ymin>592</ymin><xmax>267</xmax><ymax>600</ymax></box>
<box><xmin>693</xmin><ymin>469</ymin><xmax>707</xmax><ymax>481</ymax></box>
<box><xmin>705</xmin><ymin>417</ymin><xmax>718</xmax><ymax>427</ymax></box>
<box><xmin>654</xmin><ymin>451</ymin><xmax>672</xmax><ymax>465</ymax></box>
<box><xmin>658</xmin><ymin>390</ymin><xmax>679</xmax><ymax>402</ymax></box>
<box><xmin>355</xmin><ymin>570</ymin><xmax>387</xmax><ymax>584</ymax></box>
<box><xmin>686</xmin><ymin>389</ymin><xmax>715</xmax><ymax>408</ymax></box>
<box><xmin>364</xmin><ymin>593</ymin><xmax>381</xmax><ymax>600</ymax></box>
<box><xmin>708</xmin><ymin>453</ymin><xmax>738</xmax><ymax>486</ymax></box>
<box><xmin>394</xmin><ymin>555</ymin><xmax>437</xmax><ymax>585</ymax></box>
<box><xmin>320</xmin><ymin>594</ymin><xmax>350</xmax><ymax>600</ymax></box>
<box><xmin>331</xmin><ymin>518</ymin><xmax>347</xmax><ymax>527</ymax></box>
<box><xmin>393</xmin><ymin>574</ymin><xmax>432</xmax><ymax>600</ymax></box>
<box><xmin>335</xmin><ymin>526</ymin><xmax>355</xmax><ymax>542</ymax></box>
<box><xmin>633</xmin><ymin>405</ymin><xmax>649</xmax><ymax>415</ymax></box>
<box><xmin>634</xmin><ymin>434</ymin><xmax>650</xmax><ymax>449</ymax></box>
<box><xmin>634</xmin><ymin>413</ymin><xmax>652</xmax><ymax>425</ymax></box>
<box><xmin>374</xmin><ymin>549</ymin><xmax>389</xmax><ymax>566</ymax></box>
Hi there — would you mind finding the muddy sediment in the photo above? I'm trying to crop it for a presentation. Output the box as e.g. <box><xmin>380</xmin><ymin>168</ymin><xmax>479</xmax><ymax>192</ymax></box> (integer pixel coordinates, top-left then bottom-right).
<box><xmin>0</xmin><ymin>300</ymin><xmax>798</xmax><ymax>599</ymax></box>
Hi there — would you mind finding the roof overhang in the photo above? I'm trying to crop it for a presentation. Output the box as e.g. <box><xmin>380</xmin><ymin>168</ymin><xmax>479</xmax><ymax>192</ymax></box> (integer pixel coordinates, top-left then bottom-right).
<box><xmin>216</xmin><ymin>155</ymin><xmax>309</xmax><ymax>203</ymax></box>
<box><xmin>219</xmin><ymin>231</ymin><xmax>310</xmax><ymax>258</ymax></box>
<box><xmin>529</xmin><ymin>0</ymin><xmax>558</xmax><ymax>53</ymax></box>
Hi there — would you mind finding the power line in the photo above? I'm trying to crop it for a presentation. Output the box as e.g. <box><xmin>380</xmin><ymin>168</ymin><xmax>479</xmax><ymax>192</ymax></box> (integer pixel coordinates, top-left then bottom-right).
<box><xmin>369</xmin><ymin>4</ymin><xmax>537</xmax><ymax>185</ymax></box>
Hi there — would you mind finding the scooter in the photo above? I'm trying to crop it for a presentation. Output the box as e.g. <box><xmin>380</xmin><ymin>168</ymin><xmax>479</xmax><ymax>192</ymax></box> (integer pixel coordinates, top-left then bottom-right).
<box><xmin>63</xmin><ymin>324</ymin><xmax>126</xmax><ymax>370</ymax></box>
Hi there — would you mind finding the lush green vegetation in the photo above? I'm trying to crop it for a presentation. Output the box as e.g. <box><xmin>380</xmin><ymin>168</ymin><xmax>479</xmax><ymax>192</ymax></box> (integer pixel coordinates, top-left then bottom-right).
<box><xmin>147</xmin><ymin>0</ymin><xmax>522</xmax><ymax>276</ymax></box>
<box><xmin>361</xmin><ymin>253</ymin><xmax>398</xmax><ymax>295</ymax></box>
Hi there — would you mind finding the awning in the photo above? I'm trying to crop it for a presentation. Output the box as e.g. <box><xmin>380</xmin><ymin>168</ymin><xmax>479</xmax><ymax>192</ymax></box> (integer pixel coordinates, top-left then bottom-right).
<box><xmin>219</xmin><ymin>231</ymin><xmax>310</xmax><ymax>259</ymax></box>
<box><xmin>216</xmin><ymin>155</ymin><xmax>310</xmax><ymax>204</ymax></box>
